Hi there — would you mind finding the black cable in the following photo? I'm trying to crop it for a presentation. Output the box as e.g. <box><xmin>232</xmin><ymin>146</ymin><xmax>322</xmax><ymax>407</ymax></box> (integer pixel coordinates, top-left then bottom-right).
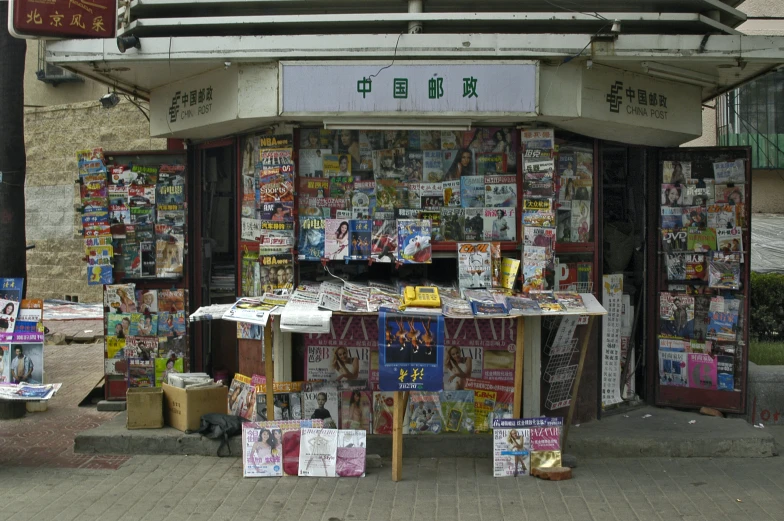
<box><xmin>562</xmin><ymin>23</ymin><xmax>611</xmax><ymax>64</ymax></box>
<box><xmin>541</xmin><ymin>0</ymin><xmax>608</xmax><ymax>21</ymax></box>
<box><xmin>123</xmin><ymin>94</ymin><xmax>150</xmax><ymax>122</ymax></box>
<box><xmin>368</xmin><ymin>31</ymin><xmax>406</xmax><ymax>80</ymax></box>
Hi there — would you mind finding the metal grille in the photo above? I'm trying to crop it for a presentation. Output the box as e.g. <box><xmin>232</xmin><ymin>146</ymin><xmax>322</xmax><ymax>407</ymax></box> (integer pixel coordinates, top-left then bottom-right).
<box><xmin>717</xmin><ymin>69</ymin><xmax>784</xmax><ymax>169</ymax></box>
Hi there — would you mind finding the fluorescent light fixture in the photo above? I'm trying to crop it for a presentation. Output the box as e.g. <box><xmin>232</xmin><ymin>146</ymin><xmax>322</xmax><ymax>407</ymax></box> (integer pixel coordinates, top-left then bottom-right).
<box><xmin>323</xmin><ymin>118</ymin><xmax>472</xmax><ymax>131</ymax></box>
<box><xmin>641</xmin><ymin>62</ymin><xmax>718</xmax><ymax>88</ymax></box>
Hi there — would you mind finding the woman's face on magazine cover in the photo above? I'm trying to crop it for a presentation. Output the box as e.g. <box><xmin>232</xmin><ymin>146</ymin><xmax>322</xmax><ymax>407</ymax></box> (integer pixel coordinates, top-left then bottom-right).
<box><xmin>337</xmin><ymin>347</ymin><xmax>348</xmax><ymax>362</ymax></box>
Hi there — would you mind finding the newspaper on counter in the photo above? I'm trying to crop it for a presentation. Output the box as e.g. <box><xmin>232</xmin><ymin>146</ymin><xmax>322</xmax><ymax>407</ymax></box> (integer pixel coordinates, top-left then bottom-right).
<box><xmin>222</xmin><ymin>298</ymin><xmax>276</xmax><ymax>326</ymax></box>
<box><xmin>189</xmin><ymin>303</ymin><xmax>236</xmax><ymax>322</ymax></box>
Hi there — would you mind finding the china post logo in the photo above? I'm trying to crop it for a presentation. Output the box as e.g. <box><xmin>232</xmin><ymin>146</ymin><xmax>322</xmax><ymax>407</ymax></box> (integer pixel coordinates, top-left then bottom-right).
<box><xmin>606</xmin><ymin>81</ymin><xmax>624</xmax><ymax>113</ymax></box>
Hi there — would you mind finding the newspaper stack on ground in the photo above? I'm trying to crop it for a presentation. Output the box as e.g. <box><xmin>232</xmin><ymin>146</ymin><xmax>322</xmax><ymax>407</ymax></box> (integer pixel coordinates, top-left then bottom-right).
<box><xmin>166</xmin><ymin>372</ymin><xmax>220</xmax><ymax>389</ymax></box>
<box><xmin>0</xmin><ymin>383</ymin><xmax>62</xmax><ymax>401</ymax></box>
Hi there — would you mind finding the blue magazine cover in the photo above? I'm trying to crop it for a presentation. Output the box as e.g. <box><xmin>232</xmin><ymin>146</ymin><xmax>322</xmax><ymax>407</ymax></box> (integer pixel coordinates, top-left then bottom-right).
<box><xmin>707</xmin><ymin>311</ymin><xmax>738</xmax><ymax>342</ymax></box>
<box><xmin>397</xmin><ymin>219</ymin><xmax>432</xmax><ymax>264</ymax></box>
<box><xmin>716</xmin><ymin>355</ymin><xmax>734</xmax><ymax>391</ymax></box>
<box><xmin>378</xmin><ymin>312</ymin><xmax>445</xmax><ymax>392</ymax></box>
<box><xmin>0</xmin><ymin>279</ymin><xmax>24</xmax><ymax>302</ymax></box>
<box><xmin>298</xmin><ymin>216</ymin><xmax>325</xmax><ymax>260</ymax></box>
<box><xmin>349</xmin><ymin>220</ymin><xmax>372</xmax><ymax>260</ymax></box>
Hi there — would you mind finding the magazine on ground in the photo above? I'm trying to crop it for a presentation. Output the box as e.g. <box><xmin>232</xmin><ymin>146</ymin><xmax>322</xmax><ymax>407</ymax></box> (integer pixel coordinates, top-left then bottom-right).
<box><xmin>298</xmin><ymin>428</ymin><xmax>338</xmax><ymax>477</ymax></box>
<box><xmin>493</xmin><ymin>426</ymin><xmax>531</xmax><ymax>477</ymax></box>
<box><xmin>336</xmin><ymin>429</ymin><xmax>367</xmax><ymax>478</ymax></box>
<box><xmin>243</xmin><ymin>424</ymin><xmax>283</xmax><ymax>477</ymax></box>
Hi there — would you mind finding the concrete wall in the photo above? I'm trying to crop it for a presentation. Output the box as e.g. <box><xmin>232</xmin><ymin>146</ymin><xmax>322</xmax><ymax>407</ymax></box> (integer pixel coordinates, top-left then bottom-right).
<box><xmin>24</xmin><ymin>100</ymin><xmax>166</xmax><ymax>303</ymax></box>
<box><xmin>24</xmin><ymin>43</ymin><xmax>107</xmax><ymax>107</ymax></box>
<box><xmin>750</xmin><ymin>170</ymin><xmax>784</xmax><ymax>213</ymax></box>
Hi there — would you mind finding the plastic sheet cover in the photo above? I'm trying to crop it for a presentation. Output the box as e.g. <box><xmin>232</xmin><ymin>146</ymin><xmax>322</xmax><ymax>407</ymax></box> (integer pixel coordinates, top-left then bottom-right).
<box><xmin>751</xmin><ymin>214</ymin><xmax>784</xmax><ymax>273</ymax></box>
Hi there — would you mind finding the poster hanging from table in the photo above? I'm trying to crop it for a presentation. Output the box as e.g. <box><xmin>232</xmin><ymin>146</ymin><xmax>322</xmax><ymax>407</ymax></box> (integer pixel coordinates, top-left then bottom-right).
<box><xmin>601</xmin><ymin>274</ymin><xmax>623</xmax><ymax>407</ymax></box>
<box><xmin>378</xmin><ymin>313</ymin><xmax>444</xmax><ymax>391</ymax></box>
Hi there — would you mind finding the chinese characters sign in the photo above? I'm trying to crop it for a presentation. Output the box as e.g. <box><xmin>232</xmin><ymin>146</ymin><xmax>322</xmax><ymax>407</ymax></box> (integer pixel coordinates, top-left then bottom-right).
<box><xmin>378</xmin><ymin>312</ymin><xmax>445</xmax><ymax>392</ymax></box>
<box><xmin>281</xmin><ymin>62</ymin><xmax>537</xmax><ymax>115</ymax></box>
<box><xmin>150</xmin><ymin>67</ymin><xmax>238</xmax><ymax>136</ymax></box>
<box><xmin>13</xmin><ymin>0</ymin><xmax>116</xmax><ymax>38</ymax></box>
<box><xmin>600</xmin><ymin>274</ymin><xmax>623</xmax><ymax>407</ymax></box>
<box><xmin>580</xmin><ymin>65</ymin><xmax>701</xmax><ymax>138</ymax></box>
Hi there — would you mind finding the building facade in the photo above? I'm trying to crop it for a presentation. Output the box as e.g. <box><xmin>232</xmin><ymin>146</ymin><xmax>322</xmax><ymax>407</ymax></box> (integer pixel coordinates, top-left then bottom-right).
<box><xmin>23</xmin><ymin>43</ymin><xmax>164</xmax><ymax>302</ymax></box>
<box><xmin>14</xmin><ymin>1</ymin><xmax>784</xmax><ymax>417</ymax></box>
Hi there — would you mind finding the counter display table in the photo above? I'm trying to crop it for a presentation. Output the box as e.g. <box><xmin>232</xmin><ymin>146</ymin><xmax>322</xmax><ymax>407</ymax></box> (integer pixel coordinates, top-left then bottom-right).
<box><xmin>251</xmin><ymin>293</ymin><xmax>607</xmax><ymax>481</ymax></box>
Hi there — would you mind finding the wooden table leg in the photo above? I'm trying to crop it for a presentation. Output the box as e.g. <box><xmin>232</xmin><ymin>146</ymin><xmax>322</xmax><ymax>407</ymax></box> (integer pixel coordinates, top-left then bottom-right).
<box><xmin>513</xmin><ymin>316</ymin><xmax>526</xmax><ymax>419</ymax></box>
<box><xmin>392</xmin><ymin>390</ymin><xmax>409</xmax><ymax>482</ymax></box>
<box><xmin>562</xmin><ymin>316</ymin><xmax>595</xmax><ymax>448</ymax></box>
<box><xmin>264</xmin><ymin>321</ymin><xmax>274</xmax><ymax>421</ymax></box>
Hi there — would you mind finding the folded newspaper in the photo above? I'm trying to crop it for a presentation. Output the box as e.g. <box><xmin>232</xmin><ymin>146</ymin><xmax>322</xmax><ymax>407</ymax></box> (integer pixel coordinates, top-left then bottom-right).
<box><xmin>222</xmin><ymin>298</ymin><xmax>276</xmax><ymax>326</ymax></box>
<box><xmin>189</xmin><ymin>303</ymin><xmax>235</xmax><ymax>322</ymax></box>
<box><xmin>0</xmin><ymin>383</ymin><xmax>62</xmax><ymax>401</ymax></box>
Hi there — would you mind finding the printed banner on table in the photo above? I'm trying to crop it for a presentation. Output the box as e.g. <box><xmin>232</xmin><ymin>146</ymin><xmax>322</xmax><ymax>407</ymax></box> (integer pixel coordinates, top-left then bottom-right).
<box><xmin>307</xmin><ymin>315</ymin><xmax>515</xmax><ymax>350</ymax></box>
<box><xmin>378</xmin><ymin>313</ymin><xmax>444</xmax><ymax>392</ymax></box>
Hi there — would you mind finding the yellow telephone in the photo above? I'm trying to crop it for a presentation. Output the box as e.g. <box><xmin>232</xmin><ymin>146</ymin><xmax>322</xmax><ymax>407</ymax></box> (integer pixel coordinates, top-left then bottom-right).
<box><xmin>400</xmin><ymin>286</ymin><xmax>441</xmax><ymax>309</ymax></box>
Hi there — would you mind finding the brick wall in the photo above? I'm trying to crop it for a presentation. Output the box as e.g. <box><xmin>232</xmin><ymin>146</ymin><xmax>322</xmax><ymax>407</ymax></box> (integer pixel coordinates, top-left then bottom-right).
<box><xmin>24</xmin><ymin>100</ymin><xmax>166</xmax><ymax>303</ymax></box>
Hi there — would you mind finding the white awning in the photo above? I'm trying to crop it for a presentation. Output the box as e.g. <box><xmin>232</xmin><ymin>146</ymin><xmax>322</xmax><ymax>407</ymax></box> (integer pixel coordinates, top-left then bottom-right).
<box><xmin>46</xmin><ymin>33</ymin><xmax>784</xmax><ymax>102</ymax></box>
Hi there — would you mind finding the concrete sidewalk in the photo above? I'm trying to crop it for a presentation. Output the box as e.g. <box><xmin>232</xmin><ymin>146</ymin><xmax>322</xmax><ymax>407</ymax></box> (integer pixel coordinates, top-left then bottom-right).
<box><xmin>0</xmin><ymin>342</ymin><xmax>125</xmax><ymax>469</ymax></box>
<box><xmin>74</xmin><ymin>405</ymin><xmax>777</xmax><ymax>460</ymax></box>
<box><xmin>45</xmin><ymin>318</ymin><xmax>104</xmax><ymax>345</ymax></box>
<box><xmin>2</xmin><ymin>454</ymin><xmax>784</xmax><ymax>521</ymax></box>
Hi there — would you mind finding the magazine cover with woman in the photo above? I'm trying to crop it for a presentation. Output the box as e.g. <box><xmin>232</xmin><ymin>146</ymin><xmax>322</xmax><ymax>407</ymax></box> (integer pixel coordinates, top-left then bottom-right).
<box><xmin>340</xmin><ymin>390</ymin><xmax>372</xmax><ymax>431</ymax></box>
<box><xmin>493</xmin><ymin>427</ymin><xmax>531</xmax><ymax>477</ymax></box>
<box><xmin>324</xmin><ymin>219</ymin><xmax>350</xmax><ymax>260</ymax></box>
<box><xmin>243</xmin><ymin>425</ymin><xmax>283</xmax><ymax>477</ymax></box>
<box><xmin>305</xmin><ymin>345</ymin><xmax>370</xmax><ymax>385</ymax></box>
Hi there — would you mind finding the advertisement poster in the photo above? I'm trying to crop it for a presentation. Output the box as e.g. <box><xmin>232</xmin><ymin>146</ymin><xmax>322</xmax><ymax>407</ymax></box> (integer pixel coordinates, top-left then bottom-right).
<box><xmin>378</xmin><ymin>313</ymin><xmax>444</xmax><ymax>392</ymax></box>
<box><xmin>600</xmin><ymin>274</ymin><xmax>623</xmax><ymax>407</ymax></box>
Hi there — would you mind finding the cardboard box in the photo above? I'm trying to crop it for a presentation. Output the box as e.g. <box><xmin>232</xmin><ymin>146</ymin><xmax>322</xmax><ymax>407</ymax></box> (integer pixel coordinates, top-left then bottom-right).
<box><xmin>126</xmin><ymin>387</ymin><xmax>164</xmax><ymax>429</ymax></box>
<box><xmin>162</xmin><ymin>383</ymin><xmax>228</xmax><ymax>433</ymax></box>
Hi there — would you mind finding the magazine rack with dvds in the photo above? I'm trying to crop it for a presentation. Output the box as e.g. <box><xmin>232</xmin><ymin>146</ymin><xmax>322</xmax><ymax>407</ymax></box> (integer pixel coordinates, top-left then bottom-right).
<box><xmin>653</xmin><ymin>147</ymin><xmax>751</xmax><ymax>414</ymax></box>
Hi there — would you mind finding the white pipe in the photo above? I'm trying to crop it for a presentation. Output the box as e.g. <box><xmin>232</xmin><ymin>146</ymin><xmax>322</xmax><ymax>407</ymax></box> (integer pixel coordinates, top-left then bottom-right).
<box><xmin>408</xmin><ymin>0</ymin><xmax>423</xmax><ymax>34</ymax></box>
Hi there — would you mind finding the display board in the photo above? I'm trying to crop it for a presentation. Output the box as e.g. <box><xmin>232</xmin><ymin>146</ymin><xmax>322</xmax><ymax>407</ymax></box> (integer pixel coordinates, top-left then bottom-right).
<box><xmin>654</xmin><ymin>147</ymin><xmax>751</xmax><ymax>413</ymax></box>
<box><xmin>89</xmin><ymin>151</ymin><xmax>190</xmax><ymax>400</ymax></box>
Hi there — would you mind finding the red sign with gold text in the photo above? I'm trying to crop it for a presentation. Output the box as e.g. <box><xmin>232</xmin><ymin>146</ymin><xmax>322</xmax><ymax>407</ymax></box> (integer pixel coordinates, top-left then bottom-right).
<box><xmin>13</xmin><ymin>0</ymin><xmax>116</xmax><ymax>38</ymax></box>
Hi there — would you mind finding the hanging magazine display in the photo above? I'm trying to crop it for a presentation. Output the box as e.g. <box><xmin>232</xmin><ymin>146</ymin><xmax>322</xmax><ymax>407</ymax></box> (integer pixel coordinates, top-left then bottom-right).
<box><xmin>295</xmin><ymin>128</ymin><xmax>519</xmax><ymax>246</ymax></box>
<box><xmin>655</xmin><ymin>148</ymin><xmax>750</xmax><ymax>414</ymax></box>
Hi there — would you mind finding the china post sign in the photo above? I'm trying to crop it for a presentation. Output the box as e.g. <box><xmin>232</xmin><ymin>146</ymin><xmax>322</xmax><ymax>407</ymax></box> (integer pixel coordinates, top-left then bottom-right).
<box><xmin>280</xmin><ymin>61</ymin><xmax>538</xmax><ymax>116</ymax></box>
<box><xmin>13</xmin><ymin>0</ymin><xmax>116</xmax><ymax>38</ymax></box>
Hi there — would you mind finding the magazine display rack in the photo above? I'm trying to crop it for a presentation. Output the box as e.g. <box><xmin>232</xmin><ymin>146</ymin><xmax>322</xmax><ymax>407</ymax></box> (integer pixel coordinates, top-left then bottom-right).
<box><xmin>652</xmin><ymin>147</ymin><xmax>751</xmax><ymax>413</ymax></box>
<box><xmin>96</xmin><ymin>150</ymin><xmax>190</xmax><ymax>400</ymax></box>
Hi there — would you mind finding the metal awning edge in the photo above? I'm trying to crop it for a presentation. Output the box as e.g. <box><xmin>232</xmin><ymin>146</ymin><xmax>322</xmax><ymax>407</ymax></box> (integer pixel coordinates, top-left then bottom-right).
<box><xmin>46</xmin><ymin>33</ymin><xmax>784</xmax><ymax>102</ymax></box>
